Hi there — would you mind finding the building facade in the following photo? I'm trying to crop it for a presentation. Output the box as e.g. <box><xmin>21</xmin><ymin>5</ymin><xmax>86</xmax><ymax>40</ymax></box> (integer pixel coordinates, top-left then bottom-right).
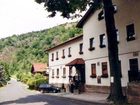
<box><xmin>77</xmin><ymin>0</ymin><xmax>140</xmax><ymax>93</ymax></box>
<box><xmin>47</xmin><ymin>35</ymin><xmax>84</xmax><ymax>91</ymax></box>
<box><xmin>48</xmin><ymin>0</ymin><xmax>140</xmax><ymax>93</ymax></box>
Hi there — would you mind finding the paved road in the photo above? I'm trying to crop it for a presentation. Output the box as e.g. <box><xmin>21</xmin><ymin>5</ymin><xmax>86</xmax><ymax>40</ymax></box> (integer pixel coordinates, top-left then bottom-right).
<box><xmin>0</xmin><ymin>79</ymin><xmax>103</xmax><ymax>105</ymax></box>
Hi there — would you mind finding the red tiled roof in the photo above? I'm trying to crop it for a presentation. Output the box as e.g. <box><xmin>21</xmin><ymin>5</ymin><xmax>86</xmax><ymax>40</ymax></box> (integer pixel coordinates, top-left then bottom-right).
<box><xmin>32</xmin><ymin>63</ymin><xmax>47</xmax><ymax>73</ymax></box>
<box><xmin>66</xmin><ymin>58</ymin><xmax>85</xmax><ymax>66</ymax></box>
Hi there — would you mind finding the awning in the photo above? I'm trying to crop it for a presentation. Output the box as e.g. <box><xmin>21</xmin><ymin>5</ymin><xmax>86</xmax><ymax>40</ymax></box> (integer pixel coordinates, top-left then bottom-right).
<box><xmin>66</xmin><ymin>58</ymin><xmax>85</xmax><ymax>66</ymax></box>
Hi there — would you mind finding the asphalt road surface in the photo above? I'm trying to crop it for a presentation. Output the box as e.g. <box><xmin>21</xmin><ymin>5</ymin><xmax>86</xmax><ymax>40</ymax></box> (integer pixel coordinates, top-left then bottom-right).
<box><xmin>0</xmin><ymin>79</ymin><xmax>102</xmax><ymax>105</ymax></box>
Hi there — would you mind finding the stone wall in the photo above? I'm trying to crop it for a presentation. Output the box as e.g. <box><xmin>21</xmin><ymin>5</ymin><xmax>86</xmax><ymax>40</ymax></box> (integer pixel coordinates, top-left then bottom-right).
<box><xmin>127</xmin><ymin>82</ymin><xmax>140</xmax><ymax>104</ymax></box>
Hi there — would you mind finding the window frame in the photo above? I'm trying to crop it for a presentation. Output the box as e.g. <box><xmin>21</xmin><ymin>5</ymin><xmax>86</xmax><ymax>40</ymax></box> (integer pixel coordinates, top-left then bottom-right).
<box><xmin>126</xmin><ymin>23</ymin><xmax>136</xmax><ymax>41</ymax></box>
<box><xmin>88</xmin><ymin>37</ymin><xmax>95</xmax><ymax>51</ymax></box>
<box><xmin>101</xmin><ymin>62</ymin><xmax>108</xmax><ymax>78</ymax></box>
<box><xmin>99</xmin><ymin>34</ymin><xmax>106</xmax><ymax>48</ymax></box>
<box><xmin>90</xmin><ymin>64</ymin><xmax>97</xmax><ymax>78</ymax></box>
<box><xmin>79</xmin><ymin>43</ymin><xmax>84</xmax><ymax>54</ymax></box>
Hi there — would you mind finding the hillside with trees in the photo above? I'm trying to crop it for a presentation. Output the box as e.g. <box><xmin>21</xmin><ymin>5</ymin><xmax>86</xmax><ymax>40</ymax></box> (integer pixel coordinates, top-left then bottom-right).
<box><xmin>0</xmin><ymin>22</ymin><xmax>82</xmax><ymax>77</ymax></box>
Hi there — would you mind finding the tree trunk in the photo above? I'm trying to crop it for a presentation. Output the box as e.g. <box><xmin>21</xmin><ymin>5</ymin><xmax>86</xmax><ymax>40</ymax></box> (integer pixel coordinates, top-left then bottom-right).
<box><xmin>102</xmin><ymin>0</ymin><xmax>125</xmax><ymax>103</ymax></box>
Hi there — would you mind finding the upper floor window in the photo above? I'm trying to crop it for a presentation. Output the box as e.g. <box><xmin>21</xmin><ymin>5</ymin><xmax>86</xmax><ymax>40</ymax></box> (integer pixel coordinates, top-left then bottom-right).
<box><xmin>126</xmin><ymin>24</ymin><xmax>135</xmax><ymax>41</ymax></box>
<box><xmin>56</xmin><ymin>51</ymin><xmax>59</xmax><ymax>60</ymax></box>
<box><xmin>101</xmin><ymin>62</ymin><xmax>108</xmax><ymax>78</ymax></box>
<box><xmin>51</xmin><ymin>53</ymin><xmax>54</xmax><ymax>61</ymax></box>
<box><xmin>62</xmin><ymin>49</ymin><xmax>65</xmax><ymax>59</ymax></box>
<box><xmin>98</xmin><ymin>10</ymin><xmax>104</xmax><ymax>21</ymax></box>
<box><xmin>62</xmin><ymin>68</ymin><xmax>66</xmax><ymax>78</ymax></box>
<box><xmin>89</xmin><ymin>37</ymin><xmax>95</xmax><ymax>51</ymax></box>
<box><xmin>90</xmin><ymin>64</ymin><xmax>96</xmax><ymax>78</ymax></box>
<box><xmin>56</xmin><ymin>68</ymin><xmax>59</xmax><ymax>78</ymax></box>
<box><xmin>79</xmin><ymin>43</ymin><xmax>83</xmax><ymax>54</ymax></box>
<box><xmin>68</xmin><ymin>47</ymin><xmax>72</xmax><ymax>57</ymax></box>
<box><xmin>116</xmin><ymin>29</ymin><xmax>119</xmax><ymax>43</ymax></box>
<box><xmin>99</xmin><ymin>34</ymin><xmax>106</xmax><ymax>48</ymax></box>
<box><xmin>98</xmin><ymin>5</ymin><xmax>117</xmax><ymax>21</ymax></box>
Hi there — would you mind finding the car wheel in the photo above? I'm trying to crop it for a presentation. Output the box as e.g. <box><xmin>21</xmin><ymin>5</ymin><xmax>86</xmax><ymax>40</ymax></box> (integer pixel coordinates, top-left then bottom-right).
<box><xmin>53</xmin><ymin>90</ymin><xmax>57</xmax><ymax>93</ymax></box>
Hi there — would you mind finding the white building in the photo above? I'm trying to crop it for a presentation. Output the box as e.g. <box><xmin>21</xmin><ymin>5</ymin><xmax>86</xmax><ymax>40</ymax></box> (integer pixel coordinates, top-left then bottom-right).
<box><xmin>77</xmin><ymin>0</ymin><xmax>140</xmax><ymax>93</ymax></box>
<box><xmin>47</xmin><ymin>35</ymin><xmax>84</xmax><ymax>91</ymax></box>
<box><xmin>47</xmin><ymin>0</ymin><xmax>140</xmax><ymax>93</ymax></box>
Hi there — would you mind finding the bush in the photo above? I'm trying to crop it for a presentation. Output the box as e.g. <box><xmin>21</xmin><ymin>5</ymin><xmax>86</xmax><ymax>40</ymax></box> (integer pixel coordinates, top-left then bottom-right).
<box><xmin>16</xmin><ymin>72</ymin><xmax>48</xmax><ymax>90</ymax></box>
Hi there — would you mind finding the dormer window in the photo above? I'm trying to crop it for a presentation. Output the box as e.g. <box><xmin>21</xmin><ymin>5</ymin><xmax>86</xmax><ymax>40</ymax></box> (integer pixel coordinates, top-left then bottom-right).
<box><xmin>126</xmin><ymin>24</ymin><xmax>135</xmax><ymax>41</ymax></box>
<box><xmin>99</xmin><ymin>34</ymin><xmax>106</xmax><ymax>48</ymax></box>
<box><xmin>79</xmin><ymin>43</ymin><xmax>83</xmax><ymax>54</ymax></box>
<box><xmin>88</xmin><ymin>37</ymin><xmax>95</xmax><ymax>51</ymax></box>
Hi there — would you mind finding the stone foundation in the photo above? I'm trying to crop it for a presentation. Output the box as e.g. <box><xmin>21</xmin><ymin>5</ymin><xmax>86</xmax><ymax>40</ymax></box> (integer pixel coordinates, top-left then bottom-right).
<box><xmin>127</xmin><ymin>82</ymin><xmax>140</xmax><ymax>104</ymax></box>
<box><xmin>85</xmin><ymin>85</ymin><xmax>110</xmax><ymax>93</ymax></box>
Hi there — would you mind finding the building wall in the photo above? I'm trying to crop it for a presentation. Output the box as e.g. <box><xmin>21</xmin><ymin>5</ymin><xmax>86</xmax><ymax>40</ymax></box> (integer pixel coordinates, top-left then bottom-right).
<box><xmin>82</xmin><ymin>0</ymin><xmax>140</xmax><ymax>88</ymax></box>
<box><xmin>48</xmin><ymin>37</ymin><xmax>83</xmax><ymax>87</ymax></box>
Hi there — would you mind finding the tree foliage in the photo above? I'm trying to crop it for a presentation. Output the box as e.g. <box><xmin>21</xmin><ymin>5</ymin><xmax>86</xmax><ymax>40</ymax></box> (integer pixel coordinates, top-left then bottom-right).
<box><xmin>0</xmin><ymin>22</ymin><xmax>82</xmax><ymax>76</ymax></box>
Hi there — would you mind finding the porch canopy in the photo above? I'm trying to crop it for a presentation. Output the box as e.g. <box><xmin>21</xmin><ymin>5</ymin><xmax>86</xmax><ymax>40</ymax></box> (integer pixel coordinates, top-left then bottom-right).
<box><xmin>66</xmin><ymin>58</ymin><xmax>85</xmax><ymax>66</ymax></box>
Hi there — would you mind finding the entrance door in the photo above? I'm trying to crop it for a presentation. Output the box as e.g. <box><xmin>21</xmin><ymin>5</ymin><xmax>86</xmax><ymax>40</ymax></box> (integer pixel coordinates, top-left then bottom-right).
<box><xmin>128</xmin><ymin>58</ymin><xmax>139</xmax><ymax>82</ymax></box>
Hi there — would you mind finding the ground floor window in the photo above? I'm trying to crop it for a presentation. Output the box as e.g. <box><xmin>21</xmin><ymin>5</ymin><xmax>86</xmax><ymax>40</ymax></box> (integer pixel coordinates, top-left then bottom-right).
<box><xmin>90</xmin><ymin>64</ymin><xmax>96</xmax><ymax>78</ymax></box>
<box><xmin>101</xmin><ymin>62</ymin><xmax>108</xmax><ymax>78</ymax></box>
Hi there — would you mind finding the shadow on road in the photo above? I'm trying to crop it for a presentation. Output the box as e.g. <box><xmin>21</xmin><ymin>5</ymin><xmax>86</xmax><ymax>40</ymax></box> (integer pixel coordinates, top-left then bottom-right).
<box><xmin>0</xmin><ymin>93</ymin><xmax>96</xmax><ymax>105</ymax></box>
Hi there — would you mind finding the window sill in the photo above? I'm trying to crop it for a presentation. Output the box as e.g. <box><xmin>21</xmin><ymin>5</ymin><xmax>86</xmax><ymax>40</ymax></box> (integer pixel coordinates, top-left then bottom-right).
<box><xmin>68</xmin><ymin>55</ymin><xmax>72</xmax><ymax>57</ymax></box>
<box><xmin>62</xmin><ymin>76</ymin><xmax>66</xmax><ymax>78</ymax></box>
<box><xmin>90</xmin><ymin>75</ymin><xmax>97</xmax><ymax>78</ymax></box>
<box><xmin>62</xmin><ymin>56</ymin><xmax>65</xmax><ymax>59</ymax></box>
<box><xmin>101</xmin><ymin>74</ymin><xmax>108</xmax><ymax>78</ymax></box>
<box><xmin>79</xmin><ymin>51</ymin><xmax>83</xmax><ymax>55</ymax></box>
<box><xmin>88</xmin><ymin>47</ymin><xmax>95</xmax><ymax>51</ymax></box>
<box><xmin>56</xmin><ymin>76</ymin><xmax>59</xmax><ymax>78</ymax></box>
<box><xmin>99</xmin><ymin>45</ymin><xmax>106</xmax><ymax>48</ymax></box>
<box><xmin>127</xmin><ymin>37</ymin><xmax>135</xmax><ymax>41</ymax></box>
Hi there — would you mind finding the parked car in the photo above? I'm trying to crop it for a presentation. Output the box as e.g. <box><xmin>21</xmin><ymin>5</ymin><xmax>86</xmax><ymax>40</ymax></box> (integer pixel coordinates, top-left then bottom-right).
<box><xmin>38</xmin><ymin>83</ymin><xmax>61</xmax><ymax>93</ymax></box>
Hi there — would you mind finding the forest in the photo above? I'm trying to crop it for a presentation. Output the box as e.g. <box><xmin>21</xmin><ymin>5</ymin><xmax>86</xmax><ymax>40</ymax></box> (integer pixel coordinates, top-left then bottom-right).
<box><xmin>0</xmin><ymin>22</ymin><xmax>82</xmax><ymax>86</ymax></box>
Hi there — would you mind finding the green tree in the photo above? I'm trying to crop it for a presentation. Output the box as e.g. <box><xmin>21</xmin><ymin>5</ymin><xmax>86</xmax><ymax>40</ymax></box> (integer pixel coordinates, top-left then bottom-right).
<box><xmin>35</xmin><ymin>0</ymin><xmax>125</xmax><ymax>104</ymax></box>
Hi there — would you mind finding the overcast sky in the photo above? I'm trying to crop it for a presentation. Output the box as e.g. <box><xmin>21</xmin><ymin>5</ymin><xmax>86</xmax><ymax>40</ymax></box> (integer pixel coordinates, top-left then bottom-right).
<box><xmin>0</xmin><ymin>0</ymin><xmax>78</xmax><ymax>39</ymax></box>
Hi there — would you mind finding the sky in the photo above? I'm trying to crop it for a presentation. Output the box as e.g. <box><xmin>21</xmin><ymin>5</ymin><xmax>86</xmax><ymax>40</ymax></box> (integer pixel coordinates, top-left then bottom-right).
<box><xmin>0</xmin><ymin>0</ymin><xmax>79</xmax><ymax>39</ymax></box>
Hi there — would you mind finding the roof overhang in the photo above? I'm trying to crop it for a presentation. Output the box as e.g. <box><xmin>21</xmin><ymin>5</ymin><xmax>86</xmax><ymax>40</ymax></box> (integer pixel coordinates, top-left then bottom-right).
<box><xmin>66</xmin><ymin>58</ymin><xmax>85</xmax><ymax>66</ymax></box>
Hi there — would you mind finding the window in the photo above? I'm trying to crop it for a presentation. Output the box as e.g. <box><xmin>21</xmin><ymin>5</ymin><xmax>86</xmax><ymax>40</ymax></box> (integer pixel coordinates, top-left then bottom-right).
<box><xmin>68</xmin><ymin>47</ymin><xmax>72</xmax><ymax>57</ymax></box>
<box><xmin>126</xmin><ymin>24</ymin><xmax>135</xmax><ymax>41</ymax></box>
<box><xmin>89</xmin><ymin>38</ymin><xmax>95</xmax><ymax>51</ymax></box>
<box><xmin>56</xmin><ymin>52</ymin><xmax>59</xmax><ymax>60</ymax></box>
<box><xmin>51</xmin><ymin>53</ymin><xmax>54</xmax><ymax>61</ymax></box>
<box><xmin>116</xmin><ymin>29</ymin><xmax>119</xmax><ymax>43</ymax></box>
<box><xmin>62</xmin><ymin>68</ymin><xmax>66</xmax><ymax>78</ymax></box>
<box><xmin>129</xmin><ymin>58</ymin><xmax>139</xmax><ymax>71</ymax></box>
<box><xmin>113</xmin><ymin>5</ymin><xmax>117</xmax><ymax>13</ymax></box>
<box><xmin>79</xmin><ymin>43</ymin><xmax>83</xmax><ymax>54</ymax></box>
<box><xmin>69</xmin><ymin>67</ymin><xmax>72</xmax><ymax>77</ymax></box>
<box><xmin>98</xmin><ymin>10</ymin><xmax>104</xmax><ymax>21</ymax></box>
<box><xmin>90</xmin><ymin>64</ymin><xmax>96</xmax><ymax>78</ymax></box>
<box><xmin>56</xmin><ymin>69</ymin><xmax>59</xmax><ymax>78</ymax></box>
<box><xmin>52</xmin><ymin>69</ymin><xmax>54</xmax><ymax>78</ymax></box>
<box><xmin>99</xmin><ymin>34</ymin><xmax>106</xmax><ymax>48</ymax></box>
<box><xmin>101</xmin><ymin>62</ymin><xmax>108</xmax><ymax>78</ymax></box>
<box><xmin>62</xmin><ymin>49</ymin><xmax>65</xmax><ymax>59</ymax></box>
